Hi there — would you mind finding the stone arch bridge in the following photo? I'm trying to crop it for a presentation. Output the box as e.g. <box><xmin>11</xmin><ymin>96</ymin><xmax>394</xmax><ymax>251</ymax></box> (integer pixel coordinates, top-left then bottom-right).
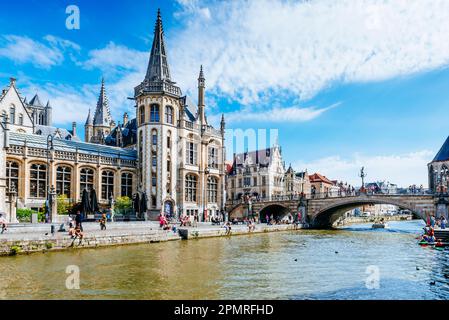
<box><xmin>226</xmin><ymin>194</ymin><xmax>437</xmax><ymax>229</ymax></box>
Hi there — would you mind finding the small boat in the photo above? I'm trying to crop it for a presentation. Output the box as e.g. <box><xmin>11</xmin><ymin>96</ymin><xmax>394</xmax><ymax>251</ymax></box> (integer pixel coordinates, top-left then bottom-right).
<box><xmin>372</xmin><ymin>222</ymin><xmax>388</xmax><ymax>229</ymax></box>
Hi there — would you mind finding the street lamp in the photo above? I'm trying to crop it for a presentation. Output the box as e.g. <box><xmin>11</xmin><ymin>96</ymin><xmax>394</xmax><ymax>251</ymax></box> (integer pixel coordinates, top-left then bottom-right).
<box><xmin>46</xmin><ymin>134</ymin><xmax>54</xmax><ymax>223</ymax></box>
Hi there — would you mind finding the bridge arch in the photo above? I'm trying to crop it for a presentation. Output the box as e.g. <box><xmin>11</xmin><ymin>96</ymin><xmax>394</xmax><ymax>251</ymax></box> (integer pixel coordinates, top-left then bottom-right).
<box><xmin>311</xmin><ymin>197</ymin><xmax>426</xmax><ymax>229</ymax></box>
<box><xmin>259</xmin><ymin>204</ymin><xmax>292</xmax><ymax>223</ymax></box>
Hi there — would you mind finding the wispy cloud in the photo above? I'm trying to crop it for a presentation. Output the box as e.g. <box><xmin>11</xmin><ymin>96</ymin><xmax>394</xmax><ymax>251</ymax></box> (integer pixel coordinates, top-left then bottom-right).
<box><xmin>170</xmin><ymin>0</ymin><xmax>449</xmax><ymax>105</ymax></box>
<box><xmin>212</xmin><ymin>103</ymin><xmax>339</xmax><ymax>124</ymax></box>
<box><xmin>293</xmin><ymin>150</ymin><xmax>434</xmax><ymax>187</ymax></box>
<box><xmin>0</xmin><ymin>35</ymin><xmax>80</xmax><ymax>69</ymax></box>
<box><xmin>83</xmin><ymin>42</ymin><xmax>147</xmax><ymax>75</ymax></box>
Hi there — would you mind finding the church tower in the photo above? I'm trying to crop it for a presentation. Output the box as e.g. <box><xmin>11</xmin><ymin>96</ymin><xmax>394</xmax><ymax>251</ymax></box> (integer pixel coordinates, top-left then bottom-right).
<box><xmin>134</xmin><ymin>9</ymin><xmax>182</xmax><ymax>218</ymax></box>
<box><xmin>90</xmin><ymin>78</ymin><xmax>114</xmax><ymax>144</ymax></box>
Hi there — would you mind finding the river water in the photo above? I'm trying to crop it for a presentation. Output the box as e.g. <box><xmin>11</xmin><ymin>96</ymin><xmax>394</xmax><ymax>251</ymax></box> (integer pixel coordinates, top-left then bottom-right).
<box><xmin>0</xmin><ymin>220</ymin><xmax>448</xmax><ymax>300</ymax></box>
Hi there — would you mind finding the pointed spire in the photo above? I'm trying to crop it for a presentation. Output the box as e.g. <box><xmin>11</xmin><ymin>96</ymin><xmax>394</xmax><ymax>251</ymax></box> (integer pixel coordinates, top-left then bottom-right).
<box><xmin>145</xmin><ymin>9</ymin><xmax>171</xmax><ymax>82</ymax></box>
<box><xmin>93</xmin><ymin>78</ymin><xmax>112</xmax><ymax>127</ymax></box>
<box><xmin>85</xmin><ymin>108</ymin><xmax>93</xmax><ymax>126</ymax></box>
<box><xmin>199</xmin><ymin>65</ymin><xmax>205</xmax><ymax>81</ymax></box>
<box><xmin>220</xmin><ymin>113</ymin><xmax>225</xmax><ymax>133</ymax></box>
<box><xmin>29</xmin><ymin>94</ymin><xmax>43</xmax><ymax>107</ymax></box>
<box><xmin>45</xmin><ymin>101</ymin><xmax>52</xmax><ymax>108</ymax></box>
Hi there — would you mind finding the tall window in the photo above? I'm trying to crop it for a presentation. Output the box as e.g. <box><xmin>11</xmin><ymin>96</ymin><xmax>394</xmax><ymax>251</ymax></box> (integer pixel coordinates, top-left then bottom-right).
<box><xmin>56</xmin><ymin>166</ymin><xmax>71</xmax><ymax>197</ymax></box>
<box><xmin>139</xmin><ymin>105</ymin><xmax>145</xmax><ymax>124</ymax></box>
<box><xmin>186</xmin><ymin>141</ymin><xmax>197</xmax><ymax>165</ymax></box>
<box><xmin>152</xmin><ymin>155</ymin><xmax>157</xmax><ymax>168</ymax></box>
<box><xmin>152</xmin><ymin>131</ymin><xmax>158</xmax><ymax>146</ymax></box>
<box><xmin>208</xmin><ymin>147</ymin><xmax>218</xmax><ymax>169</ymax></box>
<box><xmin>185</xmin><ymin>174</ymin><xmax>197</xmax><ymax>202</ymax></box>
<box><xmin>30</xmin><ymin>163</ymin><xmax>47</xmax><ymax>198</ymax></box>
<box><xmin>101</xmin><ymin>171</ymin><xmax>114</xmax><ymax>200</ymax></box>
<box><xmin>152</xmin><ymin>176</ymin><xmax>157</xmax><ymax>187</ymax></box>
<box><xmin>1</xmin><ymin>111</ymin><xmax>6</xmax><ymax>123</ymax></box>
<box><xmin>150</xmin><ymin>104</ymin><xmax>160</xmax><ymax>122</ymax></box>
<box><xmin>80</xmin><ymin>168</ymin><xmax>94</xmax><ymax>192</ymax></box>
<box><xmin>18</xmin><ymin>114</ymin><xmax>23</xmax><ymax>125</ymax></box>
<box><xmin>9</xmin><ymin>106</ymin><xmax>15</xmax><ymax>124</ymax></box>
<box><xmin>6</xmin><ymin>161</ymin><xmax>19</xmax><ymax>193</ymax></box>
<box><xmin>165</xmin><ymin>106</ymin><xmax>173</xmax><ymax>124</ymax></box>
<box><xmin>121</xmin><ymin>173</ymin><xmax>133</xmax><ymax>197</ymax></box>
<box><xmin>207</xmin><ymin>176</ymin><xmax>218</xmax><ymax>203</ymax></box>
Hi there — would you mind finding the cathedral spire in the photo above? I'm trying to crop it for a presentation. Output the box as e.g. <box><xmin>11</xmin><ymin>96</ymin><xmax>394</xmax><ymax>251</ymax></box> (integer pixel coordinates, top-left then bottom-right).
<box><xmin>93</xmin><ymin>78</ymin><xmax>112</xmax><ymax>127</ymax></box>
<box><xmin>145</xmin><ymin>9</ymin><xmax>171</xmax><ymax>82</ymax></box>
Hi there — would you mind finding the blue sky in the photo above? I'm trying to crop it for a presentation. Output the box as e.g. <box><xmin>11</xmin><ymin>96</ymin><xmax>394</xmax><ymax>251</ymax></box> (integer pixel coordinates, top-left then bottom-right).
<box><xmin>1</xmin><ymin>0</ymin><xmax>449</xmax><ymax>187</ymax></box>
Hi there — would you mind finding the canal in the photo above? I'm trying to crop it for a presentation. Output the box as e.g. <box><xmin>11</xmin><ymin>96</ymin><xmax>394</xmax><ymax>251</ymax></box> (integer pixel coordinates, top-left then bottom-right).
<box><xmin>0</xmin><ymin>220</ymin><xmax>448</xmax><ymax>300</ymax></box>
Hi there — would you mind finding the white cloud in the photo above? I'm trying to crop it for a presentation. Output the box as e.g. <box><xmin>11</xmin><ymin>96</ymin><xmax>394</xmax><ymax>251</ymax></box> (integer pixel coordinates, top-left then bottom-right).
<box><xmin>293</xmin><ymin>150</ymin><xmax>434</xmax><ymax>187</ymax></box>
<box><xmin>0</xmin><ymin>35</ymin><xmax>80</xmax><ymax>69</ymax></box>
<box><xmin>211</xmin><ymin>103</ymin><xmax>338</xmax><ymax>124</ymax></box>
<box><xmin>83</xmin><ymin>42</ymin><xmax>147</xmax><ymax>75</ymax></box>
<box><xmin>170</xmin><ymin>0</ymin><xmax>449</xmax><ymax>105</ymax></box>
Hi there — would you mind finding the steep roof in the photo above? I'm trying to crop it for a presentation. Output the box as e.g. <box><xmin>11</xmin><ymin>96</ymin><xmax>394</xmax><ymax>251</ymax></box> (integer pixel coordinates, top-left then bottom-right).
<box><xmin>35</xmin><ymin>125</ymin><xmax>81</xmax><ymax>142</ymax></box>
<box><xmin>309</xmin><ymin>173</ymin><xmax>334</xmax><ymax>185</ymax></box>
<box><xmin>145</xmin><ymin>8</ymin><xmax>171</xmax><ymax>82</ymax></box>
<box><xmin>433</xmin><ymin>136</ymin><xmax>449</xmax><ymax>162</ymax></box>
<box><xmin>10</xmin><ymin>131</ymin><xmax>136</xmax><ymax>160</ymax></box>
<box><xmin>105</xmin><ymin>118</ymin><xmax>137</xmax><ymax>148</ymax></box>
<box><xmin>93</xmin><ymin>79</ymin><xmax>112</xmax><ymax>127</ymax></box>
<box><xmin>29</xmin><ymin>94</ymin><xmax>44</xmax><ymax>107</ymax></box>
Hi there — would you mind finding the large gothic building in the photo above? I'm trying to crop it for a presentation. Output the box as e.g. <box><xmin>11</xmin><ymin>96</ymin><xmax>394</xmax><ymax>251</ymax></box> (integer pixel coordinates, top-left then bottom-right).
<box><xmin>0</xmin><ymin>10</ymin><xmax>226</xmax><ymax>221</ymax></box>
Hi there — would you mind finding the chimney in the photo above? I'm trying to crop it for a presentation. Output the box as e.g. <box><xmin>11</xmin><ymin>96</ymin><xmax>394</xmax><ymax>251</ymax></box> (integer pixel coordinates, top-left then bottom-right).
<box><xmin>72</xmin><ymin>122</ymin><xmax>77</xmax><ymax>137</ymax></box>
<box><xmin>123</xmin><ymin>112</ymin><xmax>129</xmax><ymax>126</ymax></box>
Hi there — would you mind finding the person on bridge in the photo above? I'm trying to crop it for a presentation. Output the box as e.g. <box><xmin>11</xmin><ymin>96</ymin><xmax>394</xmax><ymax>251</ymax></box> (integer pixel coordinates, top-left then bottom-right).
<box><xmin>440</xmin><ymin>216</ymin><xmax>446</xmax><ymax>230</ymax></box>
<box><xmin>430</xmin><ymin>215</ymin><xmax>436</xmax><ymax>228</ymax></box>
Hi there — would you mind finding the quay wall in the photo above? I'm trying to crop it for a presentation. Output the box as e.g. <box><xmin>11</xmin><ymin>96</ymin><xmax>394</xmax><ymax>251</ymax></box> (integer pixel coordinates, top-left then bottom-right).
<box><xmin>0</xmin><ymin>223</ymin><xmax>301</xmax><ymax>256</ymax></box>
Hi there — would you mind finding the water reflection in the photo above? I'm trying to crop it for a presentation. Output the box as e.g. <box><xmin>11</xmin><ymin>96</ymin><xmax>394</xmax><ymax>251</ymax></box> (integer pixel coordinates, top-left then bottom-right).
<box><xmin>0</xmin><ymin>220</ymin><xmax>448</xmax><ymax>300</ymax></box>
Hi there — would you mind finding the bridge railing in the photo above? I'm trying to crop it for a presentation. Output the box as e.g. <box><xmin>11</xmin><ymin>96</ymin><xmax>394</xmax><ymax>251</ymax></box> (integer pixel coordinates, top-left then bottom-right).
<box><xmin>225</xmin><ymin>189</ymin><xmax>435</xmax><ymax>207</ymax></box>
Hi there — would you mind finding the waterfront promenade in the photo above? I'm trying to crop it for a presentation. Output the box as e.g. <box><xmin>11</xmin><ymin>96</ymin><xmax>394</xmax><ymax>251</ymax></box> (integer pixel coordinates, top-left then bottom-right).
<box><xmin>0</xmin><ymin>221</ymin><xmax>300</xmax><ymax>256</ymax></box>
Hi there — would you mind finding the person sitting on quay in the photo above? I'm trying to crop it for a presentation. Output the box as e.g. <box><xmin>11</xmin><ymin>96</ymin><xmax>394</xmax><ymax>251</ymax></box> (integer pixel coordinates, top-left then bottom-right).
<box><xmin>159</xmin><ymin>214</ymin><xmax>167</xmax><ymax>228</ymax></box>
<box><xmin>224</xmin><ymin>221</ymin><xmax>232</xmax><ymax>235</ymax></box>
<box><xmin>0</xmin><ymin>213</ymin><xmax>7</xmax><ymax>234</ymax></box>
<box><xmin>99</xmin><ymin>213</ymin><xmax>107</xmax><ymax>231</ymax></box>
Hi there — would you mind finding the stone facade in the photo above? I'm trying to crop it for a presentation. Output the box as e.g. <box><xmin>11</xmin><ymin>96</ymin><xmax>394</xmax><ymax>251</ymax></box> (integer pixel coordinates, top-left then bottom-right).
<box><xmin>227</xmin><ymin>145</ymin><xmax>310</xmax><ymax>201</ymax></box>
<box><xmin>135</xmin><ymin>12</ymin><xmax>225</xmax><ymax>220</ymax></box>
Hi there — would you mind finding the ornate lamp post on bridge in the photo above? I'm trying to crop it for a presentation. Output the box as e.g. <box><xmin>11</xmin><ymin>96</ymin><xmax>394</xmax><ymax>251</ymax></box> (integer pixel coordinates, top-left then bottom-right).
<box><xmin>359</xmin><ymin>167</ymin><xmax>367</xmax><ymax>194</ymax></box>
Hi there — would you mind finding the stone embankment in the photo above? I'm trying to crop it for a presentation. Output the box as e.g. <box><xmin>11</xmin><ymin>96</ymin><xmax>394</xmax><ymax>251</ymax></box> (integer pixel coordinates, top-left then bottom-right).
<box><xmin>0</xmin><ymin>222</ymin><xmax>301</xmax><ymax>256</ymax></box>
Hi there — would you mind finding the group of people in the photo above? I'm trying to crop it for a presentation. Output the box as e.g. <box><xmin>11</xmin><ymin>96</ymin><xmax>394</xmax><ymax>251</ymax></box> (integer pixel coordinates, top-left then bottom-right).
<box><xmin>68</xmin><ymin>211</ymin><xmax>84</xmax><ymax>241</ymax></box>
<box><xmin>419</xmin><ymin>214</ymin><xmax>447</xmax><ymax>245</ymax></box>
<box><xmin>159</xmin><ymin>214</ymin><xmax>177</xmax><ymax>233</ymax></box>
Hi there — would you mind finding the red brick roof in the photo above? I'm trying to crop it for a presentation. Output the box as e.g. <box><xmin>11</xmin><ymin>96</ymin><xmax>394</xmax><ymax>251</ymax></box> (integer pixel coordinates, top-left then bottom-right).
<box><xmin>309</xmin><ymin>173</ymin><xmax>334</xmax><ymax>185</ymax></box>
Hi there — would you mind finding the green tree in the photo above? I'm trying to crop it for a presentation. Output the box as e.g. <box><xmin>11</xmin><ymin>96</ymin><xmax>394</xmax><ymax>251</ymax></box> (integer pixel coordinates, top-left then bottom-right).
<box><xmin>115</xmin><ymin>196</ymin><xmax>132</xmax><ymax>211</ymax></box>
<box><xmin>57</xmin><ymin>194</ymin><xmax>71</xmax><ymax>215</ymax></box>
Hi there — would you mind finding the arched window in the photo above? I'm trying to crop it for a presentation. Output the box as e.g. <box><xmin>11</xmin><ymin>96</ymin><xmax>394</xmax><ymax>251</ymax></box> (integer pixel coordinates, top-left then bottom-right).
<box><xmin>9</xmin><ymin>106</ymin><xmax>15</xmax><ymax>124</ymax></box>
<box><xmin>121</xmin><ymin>173</ymin><xmax>133</xmax><ymax>197</ymax></box>
<box><xmin>139</xmin><ymin>105</ymin><xmax>145</xmax><ymax>125</ymax></box>
<box><xmin>80</xmin><ymin>168</ymin><xmax>95</xmax><ymax>192</ymax></box>
<box><xmin>6</xmin><ymin>161</ymin><xmax>19</xmax><ymax>193</ymax></box>
<box><xmin>18</xmin><ymin>113</ymin><xmax>23</xmax><ymax>125</ymax></box>
<box><xmin>1</xmin><ymin>110</ymin><xmax>6</xmax><ymax>123</ymax></box>
<box><xmin>165</xmin><ymin>106</ymin><xmax>173</xmax><ymax>124</ymax></box>
<box><xmin>30</xmin><ymin>163</ymin><xmax>47</xmax><ymax>198</ymax></box>
<box><xmin>208</xmin><ymin>146</ymin><xmax>218</xmax><ymax>169</ymax></box>
<box><xmin>56</xmin><ymin>166</ymin><xmax>71</xmax><ymax>197</ymax></box>
<box><xmin>101</xmin><ymin>170</ymin><xmax>114</xmax><ymax>200</ymax></box>
<box><xmin>150</xmin><ymin>104</ymin><xmax>160</xmax><ymax>122</ymax></box>
<box><xmin>207</xmin><ymin>176</ymin><xmax>218</xmax><ymax>203</ymax></box>
<box><xmin>185</xmin><ymin>174</ymin><xmax>197</xmax><ymax>202</ymax></box>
